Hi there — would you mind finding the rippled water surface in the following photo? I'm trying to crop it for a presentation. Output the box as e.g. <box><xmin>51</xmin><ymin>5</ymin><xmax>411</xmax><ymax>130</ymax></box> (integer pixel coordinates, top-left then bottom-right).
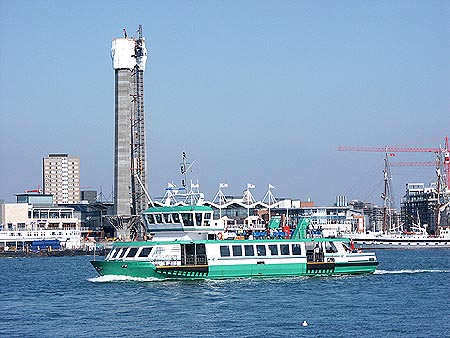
<box><xmin>1</xmin><ymin>249</ymin><xmax>449</xmax><ymax>338</ymax></box>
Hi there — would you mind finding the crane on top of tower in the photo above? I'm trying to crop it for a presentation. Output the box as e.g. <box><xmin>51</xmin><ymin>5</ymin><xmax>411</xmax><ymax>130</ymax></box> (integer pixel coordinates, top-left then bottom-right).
<box><xmin>338</xmin><ymin>136</ymin><xmax>450</xmax><ymax>189</ymax></box>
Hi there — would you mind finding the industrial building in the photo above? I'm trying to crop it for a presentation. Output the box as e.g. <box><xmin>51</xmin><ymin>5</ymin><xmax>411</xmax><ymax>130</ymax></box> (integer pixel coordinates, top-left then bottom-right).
<box><xmin>401</xmin><ymin>183</ymin><xmax>443</xmax><ymax>234</ymax></box>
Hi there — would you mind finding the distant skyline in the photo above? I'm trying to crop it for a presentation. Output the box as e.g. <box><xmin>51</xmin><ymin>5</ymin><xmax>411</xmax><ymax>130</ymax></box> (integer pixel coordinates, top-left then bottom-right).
<box><xmin>1</xmin><ymin>1</ymin><xmax>449</xmax><ymax>206</ymax></box>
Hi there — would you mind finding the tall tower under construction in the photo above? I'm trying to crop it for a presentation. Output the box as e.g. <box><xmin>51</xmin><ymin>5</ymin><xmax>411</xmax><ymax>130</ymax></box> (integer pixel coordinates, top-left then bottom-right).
<box><xmin>111</xmin><ymin>26</ymin><xmax>149</xmax><ymax>217</ymax></box>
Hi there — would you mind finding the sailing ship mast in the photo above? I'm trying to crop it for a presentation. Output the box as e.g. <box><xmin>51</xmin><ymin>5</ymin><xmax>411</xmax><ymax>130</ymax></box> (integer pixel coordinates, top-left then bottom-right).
<box><xmin>434</xmin><ymin>149</ymin><xmax>450</xmax><ymax>236</ymax></box>
<box><xmin>381</xmin><ymin>152</ymin><xmax>397</xmax><ymax>233</ymax></box>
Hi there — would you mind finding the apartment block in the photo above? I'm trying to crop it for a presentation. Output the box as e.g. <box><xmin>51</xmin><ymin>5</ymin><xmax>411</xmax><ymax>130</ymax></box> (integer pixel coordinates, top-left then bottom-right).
<box><xmin>43</xmin><ymin>154</ymin><xmax>80</xmax><ymax>204</ymax></box>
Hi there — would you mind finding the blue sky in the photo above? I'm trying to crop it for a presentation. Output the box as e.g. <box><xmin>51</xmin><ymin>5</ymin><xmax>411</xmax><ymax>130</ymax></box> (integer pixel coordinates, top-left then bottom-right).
<box><xmin>0</xmin><ymin>1</ymin><xmax>449</xmax><ymax>206</ymax></box>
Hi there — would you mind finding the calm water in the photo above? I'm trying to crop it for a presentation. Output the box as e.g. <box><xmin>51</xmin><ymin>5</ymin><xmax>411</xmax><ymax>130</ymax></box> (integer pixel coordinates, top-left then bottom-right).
<box><xmin>1</xmin><ymin>249</ymin><xmax>449</xmax><ymax>338</ymax></box>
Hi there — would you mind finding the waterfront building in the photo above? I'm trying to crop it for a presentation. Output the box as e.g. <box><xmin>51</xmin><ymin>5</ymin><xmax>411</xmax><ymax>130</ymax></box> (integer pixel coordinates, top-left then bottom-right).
<box><xmin>58</xmin><ymin>202</ymin><xmax>115</xmax><ymax>239</ymax></box>
<box><xmin>0</xmin><ymin>193</ymin><xmax>81</xmax><ymax>249</ymax></box>
<box><xmin>81</xmin><ymin>190</ymin><xmax>98</xmax><ymax>203</ymax></box>
<box><xmin>400</xmin><ymin>182</ymin><xmax>442</xmax><ymax>234</ymax></box>
<box><xmin>43</xmin><ymin>153</ymin><xmax>80</xmax><ymax>204</ymax></box>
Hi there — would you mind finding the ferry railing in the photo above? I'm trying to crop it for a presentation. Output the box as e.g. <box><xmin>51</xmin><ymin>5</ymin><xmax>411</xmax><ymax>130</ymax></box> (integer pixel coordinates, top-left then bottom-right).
<box><xmin>153</xmin><ymin>256</ymin><xmax>181</xmax><ymax>266</ymax></box>
<box><xmin>252</xmin><ymin>231</ymin><xmax>289</xmax><ymax>239</ymax></box>
<box><xmin>184</xmin><ymin>254</ymin><xmax>207</xmax><ymax>265</ymax></box>
<box><xmin>306</xmin><ymin>251</ymin><xmax>324</xmax><ymax>262</ymax></box>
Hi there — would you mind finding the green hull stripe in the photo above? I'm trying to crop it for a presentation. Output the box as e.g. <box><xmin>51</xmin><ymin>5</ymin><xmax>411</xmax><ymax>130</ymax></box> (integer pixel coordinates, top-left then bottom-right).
<box><xmin>91</xmin><ymin>259</ymin><xmax>377</xmax><ymax>280</ymax></box>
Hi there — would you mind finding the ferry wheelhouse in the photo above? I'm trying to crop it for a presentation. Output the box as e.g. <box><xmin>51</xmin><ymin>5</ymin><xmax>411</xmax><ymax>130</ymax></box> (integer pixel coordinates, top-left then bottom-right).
<box><xmin>91</xmin><ymin>205</ymin><xmax>379</xmax><ymax>279</ymax></box>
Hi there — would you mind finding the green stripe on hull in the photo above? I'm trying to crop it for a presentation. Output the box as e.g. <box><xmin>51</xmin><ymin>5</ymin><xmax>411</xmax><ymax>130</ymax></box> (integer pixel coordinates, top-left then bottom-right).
<box><xmin>91</xmin><ymin>260</ymin><xmax>378</xmax><ymax>280</ymax></box>
<box><xmin>334</xmin><ymin>261</ymin><xmax>378</xmax><ymax>275</ymax></box>
<box><xmin>91</xmin><ymin>260</ymin><xmax>160</xmax><ymax>279</ymax></box>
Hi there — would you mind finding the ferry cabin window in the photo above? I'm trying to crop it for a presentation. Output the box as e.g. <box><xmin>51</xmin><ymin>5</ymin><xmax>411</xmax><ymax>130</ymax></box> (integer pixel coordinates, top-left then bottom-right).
<box><xmin>181</xmin><ymin>213</ymin><xmax>194</xmax><ymax>226</ymax></box>
<box><xmin>204</xmin><ymin>213</ymin><xmax>211</xmax><ymax>226</ymax></box>
<box><xmin>256</xmin><ymin>245</ymin><xmax>266</xmax><ymax>256</ymax></box>
<box><xmin>269</xmin><ymin>244</ymin><xmax>278</xmax><ymax>256</ymax></box>
<box><xmin>163</xmin><ymin>214</ymin><xmax>172</xmax><ymax>223</ymax></box>
<box><xmin>280</xmin><ymin>244</ymin><xmax>290</xmax><ymax>255</ymax></box>
<box><xmin>244</xmin><ymin>245</ymin><xmax>254</xmax><ymax>256</ymax></box>
<box><xmin>326</xmin><ymin>242</ymin><xmax>338</xmax><ymax>253</ymax></box>
<box><xmin>220</xmin><ymin>245</ymin><xmax>230</xmax><ymax>257</ymax></box>
<box><xmin>116</xmin><ymin>248</ymin><xmax>127</xmax><ymax>259</ymax></box>
<box><xmin>172</xmin><ymin>213</ymin><xmax>180</xmax><ymax>223</ymax></box>
<box><xmin>146</xmin><ymin>214</ymin><xmax>156</xmax><ymax>224</ymax></box>
<box><xmin>126</xmin><ymin>247</ymin><xmax>139</xmax><ymax>258</ymax></box>
<box><xmin>154</xmin><ymin>214</ymin><xmax>163</xmax><ymax>223</ymax></box>
<box><xmin>107</xmin><ymin>248</ymin><xmax>117</xmax><ymax>259</ymax></box>
<box><xmin>138</xmin><ymin>247</ymin><xmax>153</xmax><ymax>257</ymax></box>
<box><xmin>232</xmin><ymin>245</ymin><xmax>242</xmax><ymax>257</ymax></box>
<box><xmin>195</xmin><ymin>213</ymin><xmax>203</xmax><ymax>226</ymax></box>
<box><xmin>291</xmin><ymin>244</ymin><xmax>301</xmax><ymax>255</ymax></box>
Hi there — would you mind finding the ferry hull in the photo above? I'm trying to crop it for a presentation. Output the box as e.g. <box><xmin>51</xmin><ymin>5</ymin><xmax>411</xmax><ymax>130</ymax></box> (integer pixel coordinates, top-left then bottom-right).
<box><xmin>90</xmin><ymin>259</ymin><xmax>378</xmax><ymax>280</ymax></box>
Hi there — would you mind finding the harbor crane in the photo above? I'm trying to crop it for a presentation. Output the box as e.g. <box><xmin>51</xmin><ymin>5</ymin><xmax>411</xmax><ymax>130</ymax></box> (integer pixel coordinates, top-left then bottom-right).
<box><xmin>338</xmin><ymin>136</ymin><xmax>450</xmax><ymax>189</ymax></box>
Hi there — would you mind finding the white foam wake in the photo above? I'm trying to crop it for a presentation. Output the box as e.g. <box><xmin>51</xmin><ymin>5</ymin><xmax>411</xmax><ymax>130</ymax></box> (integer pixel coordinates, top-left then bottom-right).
<box><xmin>375</xmin><ymin>269</ymin><xmax>450</xmax><ymax>275</ymax></box>
<box><xmin>88</xmin><ymin>275</ymin><xmax>162</xmax><ymax>283</ymax></box>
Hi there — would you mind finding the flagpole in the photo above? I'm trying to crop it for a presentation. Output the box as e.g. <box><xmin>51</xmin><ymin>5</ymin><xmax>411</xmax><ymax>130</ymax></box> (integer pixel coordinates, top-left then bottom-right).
<box><xmin>219</xmin><ymin>184</ymin><xmax>223</xmax><ymax>219</ymax></box>
<box><xmin>218</xmin><ymin>183</ymin><xmax>228</xmax><ymax>220</ymax></box>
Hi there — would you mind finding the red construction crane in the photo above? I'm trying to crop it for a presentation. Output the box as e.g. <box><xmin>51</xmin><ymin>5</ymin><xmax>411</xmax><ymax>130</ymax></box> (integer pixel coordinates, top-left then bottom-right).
<box><xmin>389</xmin><ymin>162</ymin><xmax>434</xmax><ymax>167</ymax></box>
<box><xmin>337</xmin><ymin>146</ymin><xmax>439</xmax><ymax>153</ymax></box>
<box><xmin>338</xmin><ymin>136</ymin><xmax>450</xmax><ymax>188</ymax></box>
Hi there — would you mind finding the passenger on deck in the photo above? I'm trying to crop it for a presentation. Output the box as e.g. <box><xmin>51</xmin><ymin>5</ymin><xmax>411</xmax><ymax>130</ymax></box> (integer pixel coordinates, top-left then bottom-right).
<box><xmin>282</xmin><ymin>224</ymin><xmax>290</xmax><ymax>239</ymax></box>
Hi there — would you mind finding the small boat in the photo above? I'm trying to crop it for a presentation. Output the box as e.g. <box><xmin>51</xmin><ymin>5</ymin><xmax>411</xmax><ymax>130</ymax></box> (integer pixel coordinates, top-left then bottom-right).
<box><xmin>91</xmin><ymin>205</ymin><xmax>379</xmax><ymax>279</ymax></box>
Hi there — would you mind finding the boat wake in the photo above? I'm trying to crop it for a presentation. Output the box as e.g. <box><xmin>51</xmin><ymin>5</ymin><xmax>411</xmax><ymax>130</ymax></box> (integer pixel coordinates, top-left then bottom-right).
<box><xmin>375</xmin><ymin>269</ymin><xmax>450</xmax><ymax>275</ymax></box>
<box><xmin>88</xmin><ymin>275</ymin><xmax>162</xmax><ymax>283</ymax></box>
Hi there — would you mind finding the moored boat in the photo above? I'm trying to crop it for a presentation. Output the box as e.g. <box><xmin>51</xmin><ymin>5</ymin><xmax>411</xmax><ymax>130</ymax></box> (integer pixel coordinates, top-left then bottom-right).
<box><xmin>91</xmin><ymin>205</ymin><xmax>379</xmax><ymax>279</ymax></box>
<box><xmin>348</xmin><ymin>227</ymin><xmax>450</xmax><ymax>249</ymax></box>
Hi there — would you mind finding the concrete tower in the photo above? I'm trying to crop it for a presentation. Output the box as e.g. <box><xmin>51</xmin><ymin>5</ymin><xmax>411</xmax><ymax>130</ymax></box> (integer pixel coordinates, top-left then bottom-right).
<box><xmin>111</xmin><ymin>26</ymin><xmax>149</xmax><ymax>216</ymax></box>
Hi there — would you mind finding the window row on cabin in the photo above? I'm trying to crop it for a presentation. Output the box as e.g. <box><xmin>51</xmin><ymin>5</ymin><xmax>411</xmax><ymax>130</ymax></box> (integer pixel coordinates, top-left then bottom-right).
<box><xmin>145</xmin><ymin>212</ymin><xmax>211</xmax><ymax>227</ymax></box>
<box><xmin>219</xmin><ymin>243</ymin><xmax>302</xmax><ymax>258</ymax></box>
<box><xmin>108</xmin><ymin>247</ymin><xmax>154</xmax><ymax>260</ymax></box>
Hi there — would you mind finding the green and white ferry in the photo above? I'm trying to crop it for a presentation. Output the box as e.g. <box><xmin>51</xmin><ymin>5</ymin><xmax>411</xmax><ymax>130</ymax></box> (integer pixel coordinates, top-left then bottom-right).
<box><xmin>91</xmin><ymin>205</ymin><xmax>379</xmax><ymax>279</ymax></box>
<box><xmin>91</xmin><ymin>205</ymin><xmax>378</xmax><ymax>279</ymax></box>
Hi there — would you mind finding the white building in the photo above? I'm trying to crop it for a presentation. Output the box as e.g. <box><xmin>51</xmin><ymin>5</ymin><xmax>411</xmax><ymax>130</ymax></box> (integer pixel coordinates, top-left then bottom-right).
<box><xmin>0</xmin><ymin>194</ymin><xmax>81</xmax><ymax>250</ymax></box>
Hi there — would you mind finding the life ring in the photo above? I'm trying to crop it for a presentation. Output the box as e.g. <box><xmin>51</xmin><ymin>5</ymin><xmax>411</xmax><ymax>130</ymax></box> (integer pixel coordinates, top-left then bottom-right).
<box><xmin>217</xmin><ymin>232</ymin><xmax>223</xmax><ymax>240</ymax></box>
